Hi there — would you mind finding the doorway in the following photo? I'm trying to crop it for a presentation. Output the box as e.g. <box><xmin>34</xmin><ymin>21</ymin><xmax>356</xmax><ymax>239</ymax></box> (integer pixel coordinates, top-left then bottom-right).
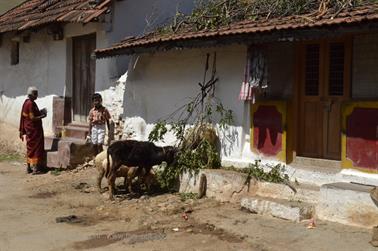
<box><xmin>72</xmin><ymin>33</ymin><xmax>96</xmax><ymax>123</ymax></box>
<box><xmin>298</xmin><ymin>39</ymin><xmax>351</xmax><ymax>160</ymax></box>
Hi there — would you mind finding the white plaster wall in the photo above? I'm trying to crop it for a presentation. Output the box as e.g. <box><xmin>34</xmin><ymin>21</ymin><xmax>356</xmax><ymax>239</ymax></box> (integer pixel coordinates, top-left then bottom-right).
<box><xmin>98</xmin><ymin>72</ymin><xmax>127</xmax><ymax>121</ymax></box>
<box><xmin>0</xmin><ymin>31</ymin><xmax>66</xmax><ymax>135</ymax></box>
<box><xmin>352</xmin><ymin>33</ymin><xmax>378</xmax><ymax>98</ymax></box>
<box><xmin>124</xmin><ymin>42</ymin><xmax>296</xmax><ymax>163</ymax></box>
<box><xmin>0</xmin><ymin>32</ymin><xmax>66</xmax><ymax>98</ymax></box>
<box><xmin>105</xmin><ymin>0</ymin><xmax>198</xmax><ymax>78</ymax></box>
<box><xmin>0</xmin><ymin>94</ymin><xmax>55</xmax><ymax>135</ymax></box>
<box><xmin>124</xmin><ymin>45</ymin><xmax>254</xmax><ymax>161</ymax></box>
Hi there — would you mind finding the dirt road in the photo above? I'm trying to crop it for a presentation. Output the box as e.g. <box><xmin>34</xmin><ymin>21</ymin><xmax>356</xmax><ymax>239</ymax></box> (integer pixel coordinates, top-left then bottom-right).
<box><xmin>0</xmin><ymin>160</ymin><xmax>375</xmax><ymax>251</ymax></box>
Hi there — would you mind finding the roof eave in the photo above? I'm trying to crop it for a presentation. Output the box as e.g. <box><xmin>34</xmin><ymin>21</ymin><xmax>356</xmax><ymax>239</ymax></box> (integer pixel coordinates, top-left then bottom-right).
<box><xmin>95</xmin><ymin>21</ymin><xmax>378</xmax><ymax>59</ymax></box>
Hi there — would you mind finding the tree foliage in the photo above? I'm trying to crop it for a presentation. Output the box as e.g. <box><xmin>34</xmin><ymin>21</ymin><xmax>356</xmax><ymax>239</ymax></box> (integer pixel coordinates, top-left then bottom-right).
<box><xmin>149</xmin><ymin>53</ymin><xmax>234</xmax><ymax>191</ymax></box>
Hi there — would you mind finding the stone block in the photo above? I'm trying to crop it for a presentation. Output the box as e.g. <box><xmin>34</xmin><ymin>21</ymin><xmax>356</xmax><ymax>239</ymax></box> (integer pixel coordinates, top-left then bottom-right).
<box><xmin>255</xmin><ymin>182</ymin><xmax>320</xmax><ymax>204</ymax></box>
<box><xmin>46</xmin><ymin>151</ymin><xmax>59</xmax><ymax>168</ymax></box>
<box><xmin>180</xmin><ymin>169</ymin><xmax>257</xmax><ymax>203</ymax></box>
<box><xmin>61</xmin><ymin>125</ymin><xmax>89</xmax><ymax>139</ymax></box>
<box><xmin>57</xmin><ymin>138</ymin><xmax>93</xmax><ymax>169</ymax></box>
<box><xmin>317</xmin><ymin>182</ymin><xmax>378</xmax><ymax>228</ymax></box>
<box><xmin>44</xmin><ymin>136</ymin><xmax>59</xmax><ymax>151</ymax></box>
<box><xmin>241</xmin><ymin>196</ymin><xmax>314</xmax><ymax>222</ymax></box>
<box><xmin>46</xmin><ymin>138</ymin><xmax>93</xmax><ymax>169</ymax></box>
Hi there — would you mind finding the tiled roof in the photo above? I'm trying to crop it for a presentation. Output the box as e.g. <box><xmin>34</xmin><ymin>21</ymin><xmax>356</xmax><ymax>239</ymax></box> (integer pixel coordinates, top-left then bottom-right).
<box><xmin>0</xmin><ymin>0</ymin><xmax>111</xmax><ymax>33</ymax></box>
<box><xmin>95</xmin><ymin>3</ymin><xmax>378</xmax><ymax>58</ymax></box>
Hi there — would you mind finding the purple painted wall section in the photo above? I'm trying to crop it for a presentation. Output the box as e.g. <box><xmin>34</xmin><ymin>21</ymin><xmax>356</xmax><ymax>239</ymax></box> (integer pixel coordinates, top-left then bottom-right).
<box><xmin>253</xmin><ymin>105</ymin><xmax>283</xmax><ymax>156</ymax></box>
<box><xmin>346</xmin><ymin>107</ymin><xmax>378</xmax><ymax>170</ymax></box>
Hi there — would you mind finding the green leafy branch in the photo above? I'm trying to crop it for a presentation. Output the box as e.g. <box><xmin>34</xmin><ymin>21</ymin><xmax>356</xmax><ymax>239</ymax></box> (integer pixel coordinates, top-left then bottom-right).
<box><xmin>150</xmin><ymin>53</ymin><xmax>234</xmax><ymax>191</ymax></box>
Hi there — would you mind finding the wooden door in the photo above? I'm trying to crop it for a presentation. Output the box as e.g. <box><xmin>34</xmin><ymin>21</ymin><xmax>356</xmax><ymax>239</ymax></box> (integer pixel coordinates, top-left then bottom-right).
<box><xmin>299</xmin><ymin>40</ymin><xmax>351</xmax><ymax>160</ymax></box>
<box><xmin>72</xmin><ymin>33</ymin><xmax>96</xmax><ymax>123</ymax></box>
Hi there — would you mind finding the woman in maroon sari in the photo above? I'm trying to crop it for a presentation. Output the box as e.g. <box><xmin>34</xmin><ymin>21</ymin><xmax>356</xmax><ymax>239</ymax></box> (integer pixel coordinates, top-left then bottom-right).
<box><xmin>19</xmin><ymin>87</ymin><xmax>47</xmax><ymax>174</ymax></box>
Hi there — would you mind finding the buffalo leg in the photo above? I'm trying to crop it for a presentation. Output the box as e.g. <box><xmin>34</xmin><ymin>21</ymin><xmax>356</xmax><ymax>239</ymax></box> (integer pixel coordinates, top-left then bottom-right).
<box><xmin>107</xmin><ymin>173</ymin><xmax>117</xmax><ymax>200</ymax></box>
<box><xmin>97</xmin><ymin>168</ymin><xmax>105</xmax><ymax>193</ymax></box>
<box><xmin>127</xmin><ymin>167</ymin><xmax>139</xmax><ymax>194</ymax></box>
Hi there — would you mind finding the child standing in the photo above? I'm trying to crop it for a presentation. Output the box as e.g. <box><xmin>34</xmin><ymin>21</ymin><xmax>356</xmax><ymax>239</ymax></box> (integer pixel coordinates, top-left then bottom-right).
<box><xmin>88</xmin><ymin>93</ymin><xmax>111</xmax><ymax>155</ymax></box>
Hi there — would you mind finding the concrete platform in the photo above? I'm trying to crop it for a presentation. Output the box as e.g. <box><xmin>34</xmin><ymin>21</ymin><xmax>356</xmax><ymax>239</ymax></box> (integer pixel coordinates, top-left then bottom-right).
<box><xmin>180</xmin><ymin>169</ymin><xmax>378</xmax><ymax>227</ymax></box>
<box><xmin>223</xmin><ymin>157</ymin><xmax>378</xmax><ymax>187</ymax></box>
<box><xmin>180</xmin><ymin>169</ymin><xmax>320</xmax><ymax>204</ymax></box>
<box><xmin>241</xmin><ymin>196</ymin><xmax>314</xmax><ymax>222</ymax></box>
<box><xmin>317</xmin><ymin>182</ymin><xmax>378</xmax><ymax>228</ymax></box>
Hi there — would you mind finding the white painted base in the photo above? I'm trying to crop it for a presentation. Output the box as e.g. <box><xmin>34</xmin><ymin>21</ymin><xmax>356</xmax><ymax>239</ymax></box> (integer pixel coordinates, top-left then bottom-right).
<box><xmin>0</xmin><ymin>94</ymin><xmax>56</xmax><ymax>135</ymax></box>
<box><xmin>317</xmin><ymin>182</ymin><xmax>378</xmax><ymax>228</ymax></box>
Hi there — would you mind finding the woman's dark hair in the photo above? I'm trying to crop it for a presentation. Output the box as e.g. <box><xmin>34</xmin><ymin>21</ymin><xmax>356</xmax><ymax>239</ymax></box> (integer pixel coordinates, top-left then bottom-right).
<box><xmin>92</xmin><ymin>93</ymin><xmax>102</xmax><ymax>101</ymax></box>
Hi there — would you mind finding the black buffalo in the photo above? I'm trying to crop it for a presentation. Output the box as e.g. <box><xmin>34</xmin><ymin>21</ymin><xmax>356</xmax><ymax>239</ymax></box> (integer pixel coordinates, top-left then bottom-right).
<box><xmin>106</xmin><ymin>140</ymin><xmax>176</xmax><ymax>199</ymax></box>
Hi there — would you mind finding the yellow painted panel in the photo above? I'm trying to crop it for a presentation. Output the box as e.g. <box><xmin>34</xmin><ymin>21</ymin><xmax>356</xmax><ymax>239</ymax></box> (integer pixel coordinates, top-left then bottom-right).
<box><xmin>341</xmin><ymin>101</ymin><xmax>378</xmax><ymax>173</ymax></box>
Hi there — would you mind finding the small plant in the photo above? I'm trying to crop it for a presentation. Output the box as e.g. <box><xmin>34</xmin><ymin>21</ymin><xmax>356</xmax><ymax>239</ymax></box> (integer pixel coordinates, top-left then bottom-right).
<box><xmin>50</xmin><ymin>169</ymin><xmax>62</xmax><ymax>176</ymax></box>
<box><xmin>224</xmin><ymin>160</ymin><xmax>296</xmax><ymax>192</ymax></box>
<box><xmin>0</xmin><ymin>153</ymin><xmax>22</xmax><ymax>162</ymax></box>
<box><xmin>242</xmin><ymin>160</ymin><xmax>290</xmax><ymax>184</ymax></box>
<box><xmin>155</xmin><ymin>165</ymin><xmax>180</xmax><ymax>192</ymax></box>
<box><xmin>179</xmin><ymin>192</ymin><xmax>198</xmax><ymax>202</ymax></box>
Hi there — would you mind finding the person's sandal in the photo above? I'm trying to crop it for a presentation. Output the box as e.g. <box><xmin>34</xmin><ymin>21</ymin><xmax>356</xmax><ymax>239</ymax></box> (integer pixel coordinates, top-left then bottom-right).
<box><xmin>32</xmin><ymin>167</ymin><xmax>43</xmax><ymax>175</ymax></box>
<box><xmin>26</xmin><ymin>165</ymin><xmax>32</xmax><ymax>174</ymax></box>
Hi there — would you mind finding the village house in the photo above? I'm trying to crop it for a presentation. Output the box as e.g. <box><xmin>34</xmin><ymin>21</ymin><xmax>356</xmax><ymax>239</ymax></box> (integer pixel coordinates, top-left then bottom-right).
<box><xmin>0</xmin><ymin>0</ymin><xmax>197</xmax><ymax>167</ymax></box>
<box><xmin>0</xmin><ymin>0</ymin><xmax>197</xmax><ymax>133</ymax></box>
<box><xmin>94</xmin><ymin>2</ymin><xmax>378</xmax><ymax>226</ymax></box>
<box><xmin>96</xmin><ymin>1</ymin><xmax>378</xmax><ymax>227</ymax></box>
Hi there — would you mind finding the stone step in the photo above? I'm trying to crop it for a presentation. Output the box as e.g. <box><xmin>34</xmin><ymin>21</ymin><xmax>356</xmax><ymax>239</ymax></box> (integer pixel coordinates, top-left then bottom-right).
<box><xmin>56</xmin><ymin>125</ymin><xmax>89</xmax><ymax>139</ymax></box>
<box><xmin>316</xmin><ymin>182</ymin><xmax>378</xmax><ymax>228</ymax></box>
<box><xmin>58</xmin><ymin>137</ymin><xmax>87</xmax><ymax>145</ymax></box>
<box><xmin>292</xmin><ymin>156</ymin><xmax>341</xmax><ymax>169</ymax></box>
<box><xmin>45</xmin><ymin>136</ymin><xmax>59</xmax><ymax>151</ymax></box>
<box><xmin>255</xmin><ymin>182</ymin><xmax>320</xmax><ymax>204</ymax></box>
<box><xmin>241</xmin><ymin>196</ymin><xmax>314</xmax><ymax>222</ymax></box>
<box><xmin>340</xmin><ymin>169</ymin><xmax>378</xmax><ymax>187</ymax></box>
<box><xmin>56</xmin><ymin>137</ymin><xmax>93</xmax><ymax>169</ymax></box>
<box><xmin>46</xmin><ymin>151</ymin><xmax>60</xmax><ymax>168</ymax></box>
<box><xmin>45</xmin><ymin>137</ymin><xmax>93</xmax><ymax>169</ymax></box>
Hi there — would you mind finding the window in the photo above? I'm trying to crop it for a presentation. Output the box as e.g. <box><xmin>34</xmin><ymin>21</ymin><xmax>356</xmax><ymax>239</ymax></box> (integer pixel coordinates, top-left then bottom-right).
<box><xmin>11</xmin><ymin>41</ymin><xmax>19</xmax><ymax>65</ymax></box>
<box><xmin>328</xmin><ymin>43</ymin><xmax>345</xmax><ymax>96</ymax></box>
<box><xmin>305</xmin><ymin>44</ymin><xmax>320</xmax><ymax>96</ymax></box>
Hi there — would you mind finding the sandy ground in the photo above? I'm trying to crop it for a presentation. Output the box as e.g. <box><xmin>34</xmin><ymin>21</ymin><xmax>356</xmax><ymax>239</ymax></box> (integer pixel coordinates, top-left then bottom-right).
<box><xmin>0</xmin><ymin>122</ymin><xmax>26</xmax><ymax>156</ymax></box>
<box><xmin>0</xmin><ymin>160</ymin><xmax>376</xmax><ymax>251</ymax></box>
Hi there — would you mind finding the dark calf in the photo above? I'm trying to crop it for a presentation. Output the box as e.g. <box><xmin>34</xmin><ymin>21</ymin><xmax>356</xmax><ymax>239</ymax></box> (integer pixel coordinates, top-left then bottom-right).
<box><xmin>106</xmin><ymin>140</ymin><xmax>176</xmax><ymax>200</ymax></box>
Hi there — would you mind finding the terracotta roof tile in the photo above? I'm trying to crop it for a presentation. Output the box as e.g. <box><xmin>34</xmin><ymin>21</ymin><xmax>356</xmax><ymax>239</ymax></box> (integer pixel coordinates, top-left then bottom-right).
<box><xmin>96</xmin><ymin>3</ymin><xmax>378</xmax><ymax>58</ymax></box>
<box><xmin>0</xmin><ymin>0</ymin><xmax>111</xmax><ymax>33</ymax></box>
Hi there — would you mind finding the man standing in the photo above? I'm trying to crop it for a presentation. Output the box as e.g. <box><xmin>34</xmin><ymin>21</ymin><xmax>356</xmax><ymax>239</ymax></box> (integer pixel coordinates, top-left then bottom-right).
<box><xmin>19</xmin><ymin>86</ymin><xmax>47</xmax><ymax>174</ymax></box>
